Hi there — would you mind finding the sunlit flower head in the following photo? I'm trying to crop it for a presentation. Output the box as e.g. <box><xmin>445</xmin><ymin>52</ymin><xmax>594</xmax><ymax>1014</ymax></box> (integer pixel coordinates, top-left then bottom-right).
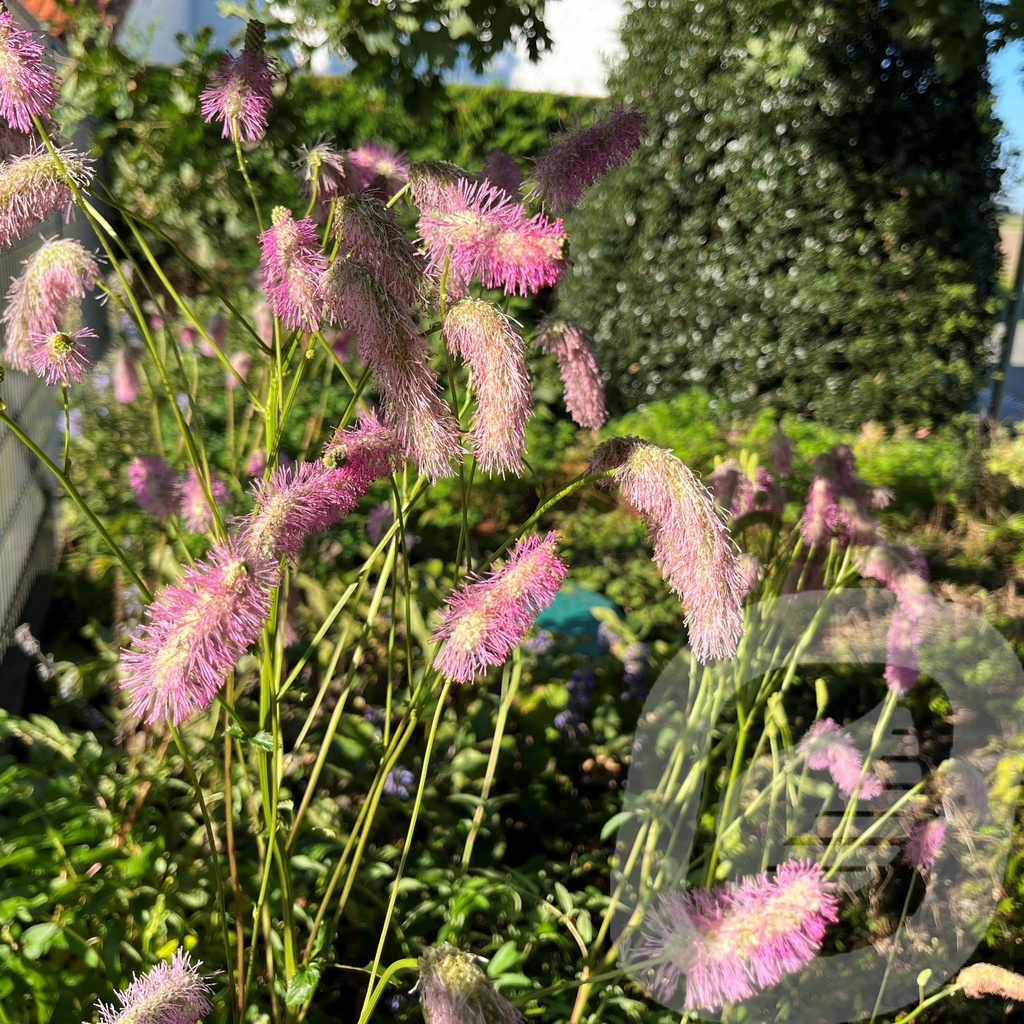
<box><xmin>29</xmin><ymin>325</ymin><xmax>95</xmax><ymax>386</ymax></box>
<box><xmin>904</xmin><ymin>817</ymin><xmax>946</xmax><ymax>872</ymax></box>
<box><xmin>799</xmin><ymin>718</ymin><xmax>883</xmax><ymax>799</ymax></box>
<box><xmin>296</xmin><ymin>136</ymin><xmax>347</xmax><ymax>201</ymax></box>
<box><xmin>93</xmin><ymin>949</ymin><xmax>212</xmax><ymax>1024</ymax></box>
<box><xmin>408</xmin><ymin>159</ymin><xmax>471</xmax><ymax>212</ymax></box>
<box><xmin>418</xmin><ymin>943</ymin><xmax>525</xmax><ymax>1024</ymax></box>
<box><xmin>536</xmin><ymin>317</ymin><xmax>606</xmax><ymax>430</ymax></box>
<box><xmin>0</xmin><ymin>147</ymin><xmax>92</xmax><ymax>251</ymax></box>
<box><xmin>344</xmin><ymin>140</ymin><xmax>410</xmax><ymax>199</ymax></box>
<box><xmin>321</xmin><ymin>410</ymin><xmax>405</xmax><ymax>482</ymax></box>
<box><xmin>0</xmin><ymin>12</ymin><xmax>58</xmax><ymax>133</ymax></box>
<box><xmin>259</xmin><ymin>206</ymin><xmax>325</xmax><ymax>332</ymax></box>
<box><xmin>958</xmin><ymin>963</ymin><xmax>1024</xmax><ymax>1002</ymax></box>
<box><xmin>800</xmin><ymin>476</ymin><xmax>839</xmax><ymax>548</ymax></box>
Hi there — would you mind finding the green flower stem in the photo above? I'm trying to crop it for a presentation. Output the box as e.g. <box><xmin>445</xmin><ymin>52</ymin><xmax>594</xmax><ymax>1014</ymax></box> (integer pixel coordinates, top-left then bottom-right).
<box><xmin>233</xmin><ymin>128</ymin><xmax>266</xmax><ymax>233</ymax></box>
<box><xmin>0</xmin><ymin>408</ymin><xmax>151</xmax><ymax>600</ymax></box>
<box><xmin>352</xmin><ymin>958</ymin><xmax>420</xmax><ymax>1024</ymax></box>
<box><xmin>61</xmin><ymin>384</ymin><xmax>71</xmax><ymax>475</ymax></box>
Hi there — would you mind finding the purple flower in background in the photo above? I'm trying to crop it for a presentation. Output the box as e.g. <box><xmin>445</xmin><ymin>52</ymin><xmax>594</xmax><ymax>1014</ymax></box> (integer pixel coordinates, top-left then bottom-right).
<box><xmin>479</xmin><ymin>147</ymin><xmax>523</xmax><ymax>196</ymax></box>
<box><xmin>799</xmin><ymin>718</ymin><xmax>883</xmax><ymax>799</ymax></box>
<box><xmin>129</xmin><ymin>456</ymin><xmax>180</xmax><ymax>519</ymax></box>
<box><xmin>904</xmin><ymin>818</ymin><xmax>946</xmax><ymax>872</ymax></box>
<box><xmin>383</xmin><ymin>765</ymin><xmax>416</xmax><ymax>800</ymax></box>
<box><xmin>800</xmin><ymin>476</ymin><xmax>839</xmax><ymax>548</ymax></box>
<box><xmin>344</xmin><ymin>141</ymin><xmax>409</xmax><ymax>198</ymax></box>
<box><xmin>179</xmin><ymin>468</ymin><xmax>229</xmax><ymax>533</ymax></box>
<box><xmin>113</xmin><ymin>347</ymin><xmax>140</xmax><ymax>402</ymax></box>
<box><xmin>525</xmin><ymin>629</ymin><xmax>555</xmax><ymax>655</ymax></box>
<box><xmin>92</xmin><ymin>949</ymin><xmax>212</xmax><ymax>1024</ymax></box>
<box><xmin>0</xmin><ymin>12</ymin><xmax>58</xmax><ymax>133</ymax></box>
<box><xmin>225</xmin><ymin>351</ymin><xmax>251</xmax><ymax>390</ymax></box>
<box><xmin>200</xmin><ymin>19</ymin><xmax>277</xmax><ymax>143</ymax></box>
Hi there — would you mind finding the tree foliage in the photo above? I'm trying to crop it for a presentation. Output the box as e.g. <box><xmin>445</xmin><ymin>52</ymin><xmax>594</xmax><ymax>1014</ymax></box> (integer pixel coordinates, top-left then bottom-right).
<box><xmin>558</xmin><ymin>0</ymin><xmax>1004</xmax><ymax>426</ymax></box>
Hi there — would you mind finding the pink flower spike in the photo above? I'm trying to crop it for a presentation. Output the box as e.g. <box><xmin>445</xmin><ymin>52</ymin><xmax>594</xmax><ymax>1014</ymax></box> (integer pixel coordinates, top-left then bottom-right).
<box><xmin>93</xmin><ymin>949</ymin><xmax>213</xmax><ymax>1024</ymax></box>
<box><xmin>296</xmin><ymin>136</ymin><xmax>347</xmax><ymax>201</ymax></box>
<box><xmin>958</xmin><ymin>963</ymin><xmax>1024</xmax><ymax>1001</ymax></box>
<box><xmin>799</xmin><ymin>719</ymin><xmax>883</xmax><ymax>799</ymax></box>
<box><xmin>408</xmin><ymin>159</ymin><xmax>471</xmax><ymax>211</ymax></box>
<box><xmin>432</xmin><ymin>532</ymin><xmax>568</xmax><ymax>682</ymax></box>
<box><xmin>418</xmin><ymin>944</ymin><xmax>524</xmax><ymax>1024</ymax></box>
<box><xmin>0</xmin><ymin>13</ymin><xmax>58</xmax><ymax>133</ymax></box>
<box><xmin>905</xmin><ymin>818</ymin><xmax>946</xmax><ymax>872</ymax></box>
<box><xmin>199</xmin><ymin>19</ymin><xmax>277</xmax><ymax>143</ymax></box>
<box><xmin>418</xmin><ymin>178</ymin><xmax>566</xmax><ymax>296</ymax></box>
<box><xmin>129</xmin><ymin>456</ymin><xmax>180</xmax><ymax>519</ymax></box>
<box><xmin>259</xmin><ymin>206</ymin><xmax>326</xmax><ymax>332</ymax></box>
<box><xmin>0</xmin><ymin>147</ymin><xmax>93</xmax><ymax>251</ymax></box>
<box><xmin>120</xmin><ymin>543</ymin><xmax>276</xmax><ymax>725</ymax></box>
<box><xmin>444</xmin><ymin>299</ymin><xmax>532</xmax><ymax>476</ymax></box>
<box><xmin>535</xmin><ymin>317</ymin><xmax>607</xmax><ymax>430</ymax></box>
<box><xmin>29</xmin><ymin>325</ymin><xmax>95</xmax><ymax>386</ymax></box>
<box><xmin>589</xmin><ymin>437</ymin><xmax>744</xmax><ymax>662</ymax></box>
<box><xmin>630</xmin><ymin>861</ymin><xmax>839</xmax><ymax>1011</ymax></box>
<box><xmin>344</xmin><ymin>141</ymin><xmax>409</xmax><ymax>198</ymax></box>
<box><xmin>532</xmin><ymin>106</ymin><xmax>646</xmax><ymax>213</ymax></box>
<box><xmin>800</xmin><ymin>476</ymin><xmax>838</xmax><ymax>548</ymax></box>
<box><xmin>322</xmin><ymin>410</ymin><xmax>404</xmax><ymax>483</ymax></box>
<box><xmin>179</xmin><ymin>467</ymin><xmax>230</xmax><ymax>533</ymax></box>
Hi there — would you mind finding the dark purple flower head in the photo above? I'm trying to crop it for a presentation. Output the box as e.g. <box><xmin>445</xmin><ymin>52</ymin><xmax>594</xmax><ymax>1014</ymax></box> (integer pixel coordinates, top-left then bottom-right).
<box><xmin>535</xmin><ymin>317</ymin><xmax>607</xmax><ymax>430</ymax></box>
<box><xmin>767</xmin><ymin>424</ymin><xmax>794</xmax><ymax>479</ymax></box>
<box><xmin>532</xmin><ymin>106</ymin><xmax>646</xmax><ymax>213</ymax></box>
<box><xmin>199</xmin><ymin>20</ymin><xmax>277</xmax><ymax>143</ymax></box>
<box><xmin>479</xmin><ymin>148</ymin><xmax>523</xmax><ymax>197</ymax></box>
<box><xmin>29</xmin><ymin>325</ymin><xmax>95</xmax><ymax>385</ymax></box>
<box><xmin>259</xmin><ymin>206</ymin><xmax>325</xmax><ymax>332</ymax></box>
<box><xmin>93</xmin><ymin>949</ymin><xmax>212</xmax><ymax>1024</ymax></box>
<box><xmin>904</xmin><ymin>817</ymin><xmax>946</xmax><ymax>872</ymax></box>
<box><xmin>0</xmin><ymin>12</ymin><xmax>58</xmax><ymax>133</ymax></box>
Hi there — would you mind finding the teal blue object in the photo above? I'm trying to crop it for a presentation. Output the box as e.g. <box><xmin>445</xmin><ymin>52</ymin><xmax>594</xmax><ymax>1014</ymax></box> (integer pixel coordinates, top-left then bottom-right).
<box><xmin>534</xmin><ymin>586</ymin><xmax>620</xmax><ymax>654</ymax></box>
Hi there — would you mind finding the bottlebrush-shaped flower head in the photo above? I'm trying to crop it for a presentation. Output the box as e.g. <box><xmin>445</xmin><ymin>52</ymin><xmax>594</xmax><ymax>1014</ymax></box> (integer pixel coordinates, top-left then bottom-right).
<box><xmin>92</xmin><ymin>949</ymin><xmax>212</xmax><ymax>1024</ymax></box>
<box><xmin>199</xmin><ymin>19</ymin><xmax>277</xmax><ymax>143</ymax></box>
<box><xmin>532</xmin><ymin>106</ymin><xmax>646</xmax><ymax>213</ymax></box>
<box><xmin>589</xmin><ymin>437</ymin><xmax>744</xmax><ymax>662</ymax></box>
<box><xmin>418</xmin><ymin>943</ymin><xmax>525</xmax><ymax>1024</ymax></box>
<box><xmin>120</xmin><ymin>542</ymin><xmax>277</xmax><ymax>725</ymax></box>
<box><xmin>179</xmin><ymin>468</ymin><xmax>230</xmax><ymax>533</ymax></box>
<box><xmin>321</xmin><ymin>410</ymin><xmax>404</xmax><ymax>482</ymax></box>
<box><xmin>444</xmin><ymin>298</ymin><xmax>531</xmax><ymax>476</ymax></box>
<box><xmin>418</xmin><ymin>178</ymin><xmax>566</xmax><ymax>297</ymax></box>
<box><xmin>957</xmin><ymin>963</ymin><xmax>1024</xmax><ymax>1002</ymax></box>
<box><xmin>0</xmin><ymin>147</ymin><xmax>92</xmax><ymax>251</ymax></box>
<box><xmin>799</xmin><ymin>718</ymin><xmax>883</xmax><ymax>799</ymax></box>
<box><xmin>259</xmin><ymin>206</ymin><xmax>326</xmax><ymax>332</ymax></box>
<box><xmin>0</xmin><ymin>12</ymin><xmax>58</xmax><ymax>133</ymax></box>
<box><xmin>628</xmin><ymin>861</ymin><xmax>839</xmax><ymax>1011</ymax></box>
<box><xmin>432</xmin><ymin>532</ymin><xmax>567</xmax><ymax>682</ymax></box>
<box><xmin>128</xmin><ymin>456</ymin><xmax>180</xmax><ymax>519</ymax></box>
<box><xmin>800</xmin><ymin>476</ymin><xmax>839</xmax><ymax>548</ymax></box>
<box><xmin>29</xmin><ymin>325</ymin><xmax>95</xmax><ymax>385</ymax></box>
<box><xmin>535</xmin><ymin>317</ymin><xmax>607</xmax><ymax>430</ymax></box>
<box><xmin>2</xmin><ymin>236</ymin><xmax>100</xmax><ymax>371</ymax></box>
<box><xmin>904</xmin><ymin>817</ymin><xmax>946</xmax><ymax>872</ymax></box>
<box><xmin>343</xmin><ymin>141</ymin><xmax>409</xmax><ymax>199</ymax></box>
<box><xmin>408</xmin><ymin>159</ymin><xmax>471</xmax><ymax>211</ymax></box>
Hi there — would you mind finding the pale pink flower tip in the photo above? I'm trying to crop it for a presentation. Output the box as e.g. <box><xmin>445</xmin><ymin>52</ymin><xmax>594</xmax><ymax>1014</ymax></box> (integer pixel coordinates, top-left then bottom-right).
<box><xmin>259</xmin><ymin>206</ymin><xmax>325</xmax><ymax>332</ymax></box>
<box><xmin>958</xmin><ymin>963</ymin><xmax>1024</xmax><ymax>1001</ymax></box>
<box><xmin>344</xmin><ymin>140</ymin><xmax>410</xmax><ymax>199</ymax></box>
<box><xmin>199</xmin><ymin>19</ymin><xmax>277</xmax><ymax>143</ymax></box>
<box><xmin>129</xmin><ymin>456</ymin><xmax>180</xmax><ymax>519</ymax></box>
<box><xmin>418</xmin><ymin>178</ymin><xmax>566</xmax><ymax>296</ymax></box>
<box><xmin>114</xmin><ymin>347</ymin><xmax>140</xmax><ymax>402</ymax></box>
<box><xmin>0</xmin><ymin>13</ymin><xmax>58</xmax><ymax>133</ymax></box>
<box><xmin>532</xmin><ymin>106</ymin><xmax>646</xmax><ymax>213</ymax></box>
<box><xmin>800</xmin><ymin>475</ymin><xmax>839</xmax><ymax>548</ymax></box>
<box><xmin>432</xmin><ymin>532</ymin><xmax>568</xmax><ymax>683</ymax></box>
<box><xmin>418</xmin><ymin>943</ymin><xmax>525</xmax><ymax>1024</ymax></box>
<box><xmin>444</xmin><ymin>299</ymin><xmax>532</xmax><ymax>476</ymax></box>
<box><xmin>904</xmin><ymin>818</ymin><xmax>946</xmax><ymax>872</ymax></box>
<box><xmin>0</xmin><ymin>147</ymin><xmax>93</xmax><ymax>251</ymax></box>
<box><xmin>93</xmin><ymin>949</ymin><xmax>212</xmax><ymax>1024</ymax></box>
<box><xmin>535</xmin><ymin>316</ymin><xmax>607</xmax><ymax>430</ymax></box>
<box><xmin>799</xmin><ymin>719</ymin><xmax>883</xmax><ymax>799</ymax></box>
<box><xmin>179</xmin><ymin>468</ymin><xmax>230</xmax><ymax>533</ymax></box>
<box><xmin>631</xmin><ymin>861</ymin><xmax>839</xmax><ymax>1011</ymax></box>
<box><xmin>589</xmin><ymin>437</ymin><xmax>744</xmax><ymax>662</ymax></box>
<box><xmin>29</xmin><ymin>326</ymin><xmax>95</xmax><ymax>386</ymax></box>
<box><xmin>120</xmin><ymin>542</ymin><xmax>277</xmax><ymax>725</ymax></box>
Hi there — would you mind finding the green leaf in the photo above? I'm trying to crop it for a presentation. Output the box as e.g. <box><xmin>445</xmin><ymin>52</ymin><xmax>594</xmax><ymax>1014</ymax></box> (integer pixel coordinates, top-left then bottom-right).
<box><xmin>250</xmin><ymin>730</ymin><xmax>276</xmax><ymax>753</ymax></box>
<box><xmin>21</xmin><ymin>922</ymin><xmax>61</xmax><ymax>960</ymax></box>
<box><xmin>285</xmin><ymin>961</ymin><xmax>323</xmax><ymax>1006</ymax></box>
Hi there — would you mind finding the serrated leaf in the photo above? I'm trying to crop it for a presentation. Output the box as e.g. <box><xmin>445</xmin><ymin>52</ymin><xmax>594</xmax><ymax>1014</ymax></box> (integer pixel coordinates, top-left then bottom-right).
<box><xmin>250</xmin><ymin>730</ymin><xmax>276</xmax><ymax>753</ymax></box>
<box><xmin>285</xmin><ymin>962</ymin><xmax>322</xmax><ymax>1006</ymax></box>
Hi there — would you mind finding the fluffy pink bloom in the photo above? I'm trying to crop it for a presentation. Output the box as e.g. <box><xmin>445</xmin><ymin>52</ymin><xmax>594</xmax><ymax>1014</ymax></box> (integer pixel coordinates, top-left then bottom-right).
<box><xmin>114</xmin><ymin>347</ymin><xmax>140</xmax><ymax>402</ymax></box>
<box><xmin>418</xmin><ymin>944</ymin><xmax>524</xmax><ymax>1024</ymax></box>
<box><xmin>408</xmin><ymin>159</ymin><xmax>471</xmax><ymax>211</ymax></box>
<box><xmin>418</xmin><ymin>178</ymin><xmax>566</xmax><ymax>296</ymax></box>
<box><xmin>343</xmin><ymin>141</ymin><xmax>409</xmax><ymax>198</ymax></box>
<box><xmin>296</xmin><ymin>136</ymin><xmax>347</xmax><ymax>205</ymax></box>
<box><xmin>535</xmin><ymin>317</ymin><xmax>607</xmax><ymax>430</ymax></box>
<box><xmin>2</xmin><ymin>237</ymin><xmax>99</xmax><ymax>370</ymax></box>
<box><xmin>332</xmin><ymin>192</ymin><xmax>425</xmax><ymax>307</ymax></box>
<box><xmin>800</xmin><ymin>476</ymin><xmax>838</xmax><ymax>547</ymax></box>
<box><xmin>259</xmin><ymin>206</ymin><xmax>325</xmax><ymax>332</ymax></box>
<box><xmin>589</xmin><ymin>437</ymin><xmax>744</xmax><ymax>662</ymax></box>
<box><xmin>179</xmin><ymin>324</ymin><xmax>199</xmax><ymax>348</ymax></box>
<box><xmin>29</xmin><ymin>325</ymin><xmax>95</xmax><ymax>385</ymax></box>
<box><xmin>0</xmin><ymin>12</ymin><xmax>58</xmax><ymax>133</ymax></box>
<box><xmin>129</xmin><ymin>456</ymin><xmax>180</xmax><ymax>519</ymax></box>
<box><xmin>958</xmin><ymin>963</ymin><xmax>1024</xmax><ymax>1001</ymax></box>
<box><xmin>199</xmin><ymin>20</ymin><xmax>277</xmax><ymax>143</ymax></box>
<box><xmin>884</xmin><ymin>605</ymin><xmax>920</xmax><ymax>696</ymax></box>
<box><xmin>121</xmin><ymin>543</ymin><xmax>276</xmax><ymax>725</ymax></box>
<box><xmin>321</xmin><ymin>411</ymin><xmax>405</xmax><ymax>480</ymax></box>
<box><xmin>444</xmin><ymin>299</ymin><xmax>531</xmax><ymax>475</ymax></box>
<box><xmin>319</xmin><ymin>258</ymin><xmax>461</xmax><ymax>479</ymax></box>
<box><xmin>179</xmin><ymin>468</ymin><xmax>230</xmax><ymax>533</ymax></box>
<box><xmin>479</xmin><ymin>147</ymin><xmax>523</xmax><ymax>196</ymax></box>
<box><xmin>532</xmin><ymin>106</ymin><xmax>646</xmax><ymax>213</ymax></box>
<box><xmin>630</xmin><ymin>862</ymin><xmax>839</xmax><ymax>1011</ymax></box>
<box><xmin>0</xmin><ymin>147</ymin><xmax>93</xmax><ymax>251</ymax></box>
<box><xmin>904</xmin><ymin>818</ymin><xmax>946</xmax><ymax>872</ymax></box>
<box><xmin>799</xmin><ymin>719</ymin><xmax>883</xmax><ymax>799</ymax></box>
<box><xmin>432</xmin><ymin>532</ymin><xmax>568</xmax><ymax>682</ymax></box>
<box><xmin>92</xmin><ymin>949</ymin><xmax>212</xmax><ymax>1024</ymax></box>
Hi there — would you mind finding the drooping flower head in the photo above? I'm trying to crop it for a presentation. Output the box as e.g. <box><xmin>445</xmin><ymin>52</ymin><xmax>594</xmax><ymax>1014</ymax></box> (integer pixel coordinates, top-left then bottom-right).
<box><xmin>179</xmin><ymin>467</ymin><xmax>230</xmax><ymax>533</ymax></box>
<box><xmin>120</xmin><ymin>542</ymin><xmax>277</xmax><ymax>725</ymax></box>
<box><xmin>2</xmin><ymin>236</ymin><xmax>100</xmax><ymax>370</ymax></box>
<box><xmin>432</xmin><ymin>532</ymin><xmax>568</xmax><ymax>682</ymax></box>
<box><xmin>800</xmin><ymin>476</ymin><xmax>839</xmax><ymax>548</ymax></box>
<box><xmin>343</xmin><ymin>140</ymin><xmax>410</xmax><ymax>199</ymax></box>
<box><xmin>128</xmin><ymin>456</ymin><xmax>180</xmax><ymax>519</ymax></box>
<box><xmin>92</xmin><ymin>949</ymin><xmax>212</xmax><ymax>1024</ymax></box>
<box><xmin>418</xmin><ymin>943</ymin><xmax>525</xmax><ymax>1024</ymax></box>
<box><xmin>479</xmin><ymin>147</ymin><xmax>523</xmax><ymax>197</ymax></box>
<box><xmin>628</xmin><ymin>861</ymin><xmax>839</xmax><ymax>1011</ymax></box>
<box><xmin>29</xmin><ymin>325</ymin><xmax>95</xmax><ymax>385</ymax></box>
<box><xmin>589</xmin><ymin>437</ymin><xmax>744</xmax><ymax>662</ymax></box>
<box><xmin>0</xmin><ymin>147</ymin><xmax>93</xmax><ymax>251</ymax></box>
<box><xmin>199</xmin><ymin>19</ymin><xmax>277</xmax><ymax>143</ymax></box>
<box><xmin>444</xmin><ymin>299</ymin><xmax>531</xmax><ymax>476</ymax></box>
<box><xmin>799</xmin><ymin>718</ymin><xmax>883</xmax><ymax>799</ymax></box>
<box><xmin>0</xmin><ymin>12</ymin><xmax>58</xmax><ymax>133</ymax></box>
<box><xmin>535</xmin><ymin>317</ymin><xmax>607</xmax><ymax>430</ymax></box>
<box><xmin>418</xmin><ymin>178</ymin><xmax>566</xmax><ymax>296</ymax></box>
<box><xmin>259</xmin><ymin>206</ymin><xmax>325</xmax><ymax>332</ymax></box>
<box><xmin>321</xmin><ymin>410</ymin><xmax>404</xmax><ymax>483</ymax></box>
<box><xmin>532</xmin><ymin>106</ymin><xmax>646</xmax><ymax>213</ymax></box>
<box><xmin>957</xmin><ymin>963</ymin><xmax>1024</xmax><ymax>1002</ymax></box>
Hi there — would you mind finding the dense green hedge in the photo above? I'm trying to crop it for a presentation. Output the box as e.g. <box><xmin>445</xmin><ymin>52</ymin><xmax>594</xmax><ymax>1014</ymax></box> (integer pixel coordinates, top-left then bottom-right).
<box><xmin>556</xmin><ymin>0</ymin><xmax>1004</xmax><ymax>427</ymax></box>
